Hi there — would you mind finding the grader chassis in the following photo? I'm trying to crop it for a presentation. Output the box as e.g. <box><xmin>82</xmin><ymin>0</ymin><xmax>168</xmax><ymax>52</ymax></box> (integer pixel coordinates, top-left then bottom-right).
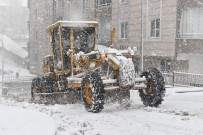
<box><xmin>31</xmin><ymin>21</ymin><xmax>166</xmax><ymax>113</ymax></box>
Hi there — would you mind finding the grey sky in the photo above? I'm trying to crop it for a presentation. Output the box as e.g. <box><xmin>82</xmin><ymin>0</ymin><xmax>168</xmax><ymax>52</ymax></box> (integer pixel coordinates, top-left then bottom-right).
<box><xmin>0</xmin><ymin>0</ymin><xmax>27</xmax><ymax>7</ymax></box>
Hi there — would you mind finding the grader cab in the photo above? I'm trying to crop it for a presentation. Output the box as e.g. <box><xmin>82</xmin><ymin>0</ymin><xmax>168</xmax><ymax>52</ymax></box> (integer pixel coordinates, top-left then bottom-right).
<box><xmin>31</xmin><ymin>21</ymin><xmax>166</xmax><ymax>113</ymax></box>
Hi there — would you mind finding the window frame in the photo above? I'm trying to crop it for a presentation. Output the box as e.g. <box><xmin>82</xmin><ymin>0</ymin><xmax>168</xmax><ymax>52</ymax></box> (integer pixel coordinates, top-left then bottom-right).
<box><xmin>120</xmin><ymin>0</ymin><xmax>128</xmax><ymax>4</ymax></box>
<box><xmin>179</xmin><ymin>8</ymin><xmax>203</xmax><ymax>38</ymax></box>
<box><xmin>120</xmin><ymin>22</ymin><xmax>128</xmax><ymax>39</ymax></box>
<box><xmin>56</xmin><ymin>0</ymin><xmax>63</xmax><ymax>17</ymax></box>
<box><xmin>150</xmin><ymin>18</ymin><xmax>160</xmax><ymax>38</ymax></box>
<box><xmin>97</xmin><ymin>0</ymin><xmax>111</xmax><ymax>8</ymax></box>
<box><xmin>83</xmin><ymin>0</ymin><xmax>90</xmax><ymax>18</ymax></box>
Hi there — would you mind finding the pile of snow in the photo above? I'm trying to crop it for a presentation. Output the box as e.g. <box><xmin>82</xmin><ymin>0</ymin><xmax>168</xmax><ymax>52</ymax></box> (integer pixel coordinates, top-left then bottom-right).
<box><xmin>0</xmin><ymin>104</ymin><xmax>56</xmax><ymax>135</ymax></box>
<box><xmin>0</xmin><ymin>35</ymin><xmax>28</xmax><ymax>58</ymax></box>
<box><xmin>1</xmin><ymin>87</ymin><xmax>203</xmax><ymax>135</ymax></box>
<box><xmin>117</xmin><ymin>56</ymin><xmax>136</xmax><ymax>87</ymax></box>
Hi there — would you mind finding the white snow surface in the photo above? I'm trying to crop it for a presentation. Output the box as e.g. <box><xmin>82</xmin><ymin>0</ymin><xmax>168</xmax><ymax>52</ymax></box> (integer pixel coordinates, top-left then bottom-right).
<box><xmin>0</xmin><ymin>104</ymin><xmax>56</xmax><ymax>135</ymax></box>
<box><xmin>0</xmin><ymin>87</ymin><xmax>203</xmax><ymax>135</ymax></box>
<box><xmin>0</xmin><ymin>35</ymin><xmax>28</xmax><ymax>58</ymax></box>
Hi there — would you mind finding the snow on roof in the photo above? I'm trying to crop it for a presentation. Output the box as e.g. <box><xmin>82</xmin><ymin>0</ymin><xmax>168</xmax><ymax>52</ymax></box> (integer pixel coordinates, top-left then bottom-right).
<box><xmin>58</xmin><ymin>20</ymin><xmax>98</xmax><ymax>23</ymax></box>
<box><xmin>0</xmin><ymin>35</ymin><xmax>28</xmax><ymax>58</ymax></box>
<box><xmin>47</xmin><ymin>20</ymin><xmax>99</xmax><ymax>33</ymax></box>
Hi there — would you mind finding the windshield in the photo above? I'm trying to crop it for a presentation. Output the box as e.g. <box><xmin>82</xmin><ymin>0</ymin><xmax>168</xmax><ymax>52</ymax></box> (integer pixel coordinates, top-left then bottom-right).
<box><xmin>52</xmin><ymin>29</ymin><xmax>62</xmax><ymax>70</ymax></box>
<box><xmin>60</xmin><ymin>27</ymin><xmax>96</xmax><ymax>70</ymax></box>
<box><xmin>74</xmin><ymin>27</ymin><xmax>95</xmax><ymax>53</ymax></box>
<box><xmin>61</xmin><ymin>27</ymin><xmax>71</xmax><ymax>69</ymax></box>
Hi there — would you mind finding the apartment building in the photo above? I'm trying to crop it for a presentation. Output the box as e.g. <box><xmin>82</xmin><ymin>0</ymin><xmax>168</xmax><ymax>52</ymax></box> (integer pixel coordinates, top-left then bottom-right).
<box><xmin>176</xmin><ymin>0</ymin><xmax>203</xmax><ymax>73</ymax></box>
<box><xmin>28</xmin><ymin>0</ymin><xmax>111</xmax><ymax>74</ymax></box>
<box><xmin>112</xmin><ymin>0</ymin><xmax>203</xmax><ymax>73</ymax></box>
<box><xmin>28</xmin><ymin>0</ymin><xmax>54</xmax><ymax>74</ymax></box>
<box><xmin>29</xmin><ymin>0</ymin><xmax>203</xmax><ymax>74</ymax></box>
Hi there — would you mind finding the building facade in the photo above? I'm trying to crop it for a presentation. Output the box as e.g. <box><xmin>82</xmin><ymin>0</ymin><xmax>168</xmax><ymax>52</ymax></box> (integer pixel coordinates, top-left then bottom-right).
<box><xmin>28</xmin><ymin>0</ymin><xmax>54</xmax><ymax>74</ymax></box>
<box><xmin>28</xmin><ymin>0</ymin><xmax>203</xmax><ymax>74</ymax></box>
<box><xmin>112</xmin><ymin>0</ymin><xmax>203</xmax><ymax>73</ymax></box>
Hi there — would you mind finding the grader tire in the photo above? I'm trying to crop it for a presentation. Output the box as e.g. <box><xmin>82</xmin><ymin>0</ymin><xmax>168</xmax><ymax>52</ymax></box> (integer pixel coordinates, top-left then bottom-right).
<box><xmin>139</xmin><ymin>68</ymin><xmax>166</xmax><ymax>107</ymax></box>
<box><xmin>31</xmin><ymin>77</ymin><xmax>42</xmax><ymax>100</ymax></box>
<box><xmin>81</xmin><ymin>72</ymin><xmax>105</xmax><ymax>113</ymax></box>
<box><xmin>44</xmin><ymin>77</ymin><xmax>53</xmax><ymax>93</ymax></box>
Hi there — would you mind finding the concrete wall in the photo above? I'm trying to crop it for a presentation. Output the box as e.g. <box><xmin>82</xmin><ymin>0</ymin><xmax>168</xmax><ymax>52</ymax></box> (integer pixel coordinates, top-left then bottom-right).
<box><xmin>29</xmin><ymin>0</ymin><xmax>95</xmax><ymax>75</ymax></box>
<box><xmin>96</xmin><ymin>1</ymin><xmax>112</xmax><ymax>46</ymax></box>
<box><xmin>111</xmin><ymin>0</ymin><xmax>178</xmax><ymax>71</ymax></box>
<box><xmin>28</xmin><ymin>0</ymin><xmax>53</xmax><ymax>75</ymax></box>
<box><xmin>112</xmin><ymin>0</ymin><xmax>131</xmax><ymax>49</ymax></box>
<box><xmin>176</xmin><ymin>0</ymin><xmax>203</xmax><ymax>73</ymax></box>
<box><xmin>143</xmin><ymin>0</ymin><xmax>177</xmax><ymax>57</ymax></box>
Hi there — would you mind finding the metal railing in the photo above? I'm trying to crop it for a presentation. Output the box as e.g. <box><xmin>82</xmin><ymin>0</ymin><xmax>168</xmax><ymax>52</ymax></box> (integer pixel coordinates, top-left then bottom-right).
<box><xmin>3</xmin><ymin>76</ymin><xmax>34</xmax><ymax>83</ymax></box>
<box><xmin>162</xmin><ymin>72</ymin><xmax>203</xmax><ymax>87</ymax></box>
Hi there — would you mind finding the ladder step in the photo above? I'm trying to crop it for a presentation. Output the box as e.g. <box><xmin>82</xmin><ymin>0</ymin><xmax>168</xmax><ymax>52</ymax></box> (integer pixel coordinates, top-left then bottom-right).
<box><xmin>104</xmin><ymin>86</ymin><xmax>120</xmax><ymax>91</ymax></box>
<box><xmin>103</xmin><ymin>79</ymin><xmax>117</xmax><ymax>84</ymax></box>
<box><xmin>133</xmin><ymin>84</ymin><xmax>147</xmax><ymax>89</ymax></box>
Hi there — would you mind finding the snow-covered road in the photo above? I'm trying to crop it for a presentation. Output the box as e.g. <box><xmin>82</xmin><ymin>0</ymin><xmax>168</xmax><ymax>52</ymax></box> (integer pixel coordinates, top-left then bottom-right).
<box><xmin>0</xmin><ymin>87</ymin><xmax>203</xmax><ymax>135</ymax></box>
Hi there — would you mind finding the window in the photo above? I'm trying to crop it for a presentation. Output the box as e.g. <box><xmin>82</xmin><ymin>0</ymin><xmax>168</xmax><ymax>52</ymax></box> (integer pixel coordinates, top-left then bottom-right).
<box><xmin>56</xmin><ymin>0</ymin><xmax>63</xmax><ymax>17</ymax></box>
<box><xmin>83</xmin><ymin>0</ymin><xmax>90</xmax><ymax>17</ymax></box>
<box><xmin>74</xmin><ymin>27</ymin><xmax>95</xmax><ymax>53</ymax></box>
<box><xmin>98</xmin><ymin>22</ymin><xmax>111</xmax><ymax>43</ymax></box>
<box><xmin>52</xmin><ymin>29</ymin><xmax>62</xmax><ymax>70</ymax></box>
<box><xmin>45</xmin><ymin>5</ymin><xmax>51</xmax><ymax>18</ymax></box>
<box><xmin>120</xmin><ymin>22</ymin><xmax>128</xmax><ymax>39</ymax></box>
<box><xmin>120</xmin><ymin>45</ymin><xmax>128</xmax><ymax>49</ymax></box>
<box><xmin>27</xmin><ymin>21</ymin><xmax>30</xmax><ymax>30</ymax></box>
<box><xmin>180</xmin><ymin>8</ymin><xmax>203</xmax><ymax>38</ymax></box>
<box><xmin>28</xmin><ymin>0</ymin><xmax>30</xmax><ymax>8</ymax></box>
<box><xmin>35</xmin><ymin>31</ymin><xmax>38</xmax><ymax>40</ymax></box>
<box><xmin>151</xmin><ymin>18</ymin><xmax>160</xmax><ymax>38</ymax></box>
<box><xmin>35</xmin><ymin>9</ymin><xmax>38</xmax><ymax>18</ymax></box>
<box><xmin>97</xmin><ymin>0</ymin><xmax>111</xmax><ymax>8</ymax></box>
<box><xmin>161</xmin><ymin>60</ymin><xmax>171</xmax><ymax>72</ymax></box>
<box><xmin>120</xmin><ymin>0</ymin><xmax>128</xmax><ymax>3</ymax></box>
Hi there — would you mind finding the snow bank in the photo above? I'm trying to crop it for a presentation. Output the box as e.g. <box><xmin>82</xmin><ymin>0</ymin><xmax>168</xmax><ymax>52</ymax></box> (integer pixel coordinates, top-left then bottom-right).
<box><xmin>0</xmin><ymin>35</ymin><xmax>28</xmax><ymax>58</ymax></box>
<box><xmin>0</xmin><ymin>104</ymin><xmax>56</xmax><ymax>135</ymax></box>
<box><xmin>1</xmin><ymin>87</ymin><xmax>203</xmax><ymax>135</ymax></box>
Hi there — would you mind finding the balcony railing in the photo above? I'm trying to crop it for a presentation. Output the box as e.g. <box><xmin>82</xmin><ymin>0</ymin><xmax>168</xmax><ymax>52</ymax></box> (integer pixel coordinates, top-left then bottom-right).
<box><xmin>162</xmin><ymin>71</ymin><xmax>203</xmax><ymax>87</ymax></box>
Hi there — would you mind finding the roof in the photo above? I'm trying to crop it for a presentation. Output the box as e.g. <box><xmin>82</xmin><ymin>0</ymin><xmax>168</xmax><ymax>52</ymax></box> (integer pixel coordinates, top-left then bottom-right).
<box><xmin>0</xmin><ymin>35</ymin><xmax>28</xmax><ymax>58</ymax></box>
<box><xmin>47</xmin><ymin>21</ymin><xmax>99</xmax><ymax>34</ymax></box>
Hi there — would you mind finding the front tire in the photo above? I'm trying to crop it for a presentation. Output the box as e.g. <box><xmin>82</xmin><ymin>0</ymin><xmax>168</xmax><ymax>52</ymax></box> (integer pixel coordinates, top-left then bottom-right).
<box><xmin>139</xmin><ymin>68</ymin><xmax>166</xmax><ymax>107</ymax></box>
<box><xmin>81</xmin><ymin>72</ymin><xmax>105</xmax><ymax>113</ymax></box>
<box><xmin>31</xmin><ymin>77</ymin><xmax>42</xmax><ymax>100</ymax></box>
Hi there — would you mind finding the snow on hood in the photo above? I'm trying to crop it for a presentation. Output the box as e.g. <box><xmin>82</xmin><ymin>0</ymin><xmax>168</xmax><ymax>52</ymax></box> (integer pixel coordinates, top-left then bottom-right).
<box><xmin>0</xmin><ymin>35</ymin><xmax>28</xmax><ymax>58</ymax></box>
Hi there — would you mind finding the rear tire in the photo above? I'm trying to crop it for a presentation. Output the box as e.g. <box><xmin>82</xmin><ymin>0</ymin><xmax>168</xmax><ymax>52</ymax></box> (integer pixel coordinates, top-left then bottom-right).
<box><xmin>139</xmin><ymin>68</ymin><xmax>166</xmax><ymax>107</ymax></box>
<box><xmin>81</xmin><ymin>72</ymin><xmax>105</xmax><ymax>113</ymax></box>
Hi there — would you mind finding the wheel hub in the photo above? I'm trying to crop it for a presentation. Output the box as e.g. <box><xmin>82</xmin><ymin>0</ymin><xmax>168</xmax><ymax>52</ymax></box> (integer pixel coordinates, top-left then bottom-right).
<box><xmin>84</xmin><ymin>82</ymin><xmax>93</xmax><ymax>105</ymax></box>
<box><xmin>144</xmin><ymin>81</ymin><xmax>154</xmax><ymax>95</ymax></box>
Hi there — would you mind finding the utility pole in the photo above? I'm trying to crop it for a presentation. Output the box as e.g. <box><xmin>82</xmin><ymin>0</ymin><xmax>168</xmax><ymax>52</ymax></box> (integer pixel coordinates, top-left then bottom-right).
<box><xmin>1</xmin><ymin>33</ymin><xmax>4</xmax><ymax>95</ymax></box>
<box><xmin>140</xmin><ymin>0</ymin><xmax>144</xmax><ymax>72</ymax></box>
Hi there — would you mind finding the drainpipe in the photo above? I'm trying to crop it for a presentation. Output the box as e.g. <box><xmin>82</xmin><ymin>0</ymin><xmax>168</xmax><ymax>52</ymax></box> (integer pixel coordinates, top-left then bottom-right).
<box><xmin>1</xmin><ymin>33</ymin><xmax>4</xmax><ymax>95</ymax></box>
<box><xmin>140</xmin><ymin>0</ymin><xmax>144</xmax><ymax>71</ymax></box>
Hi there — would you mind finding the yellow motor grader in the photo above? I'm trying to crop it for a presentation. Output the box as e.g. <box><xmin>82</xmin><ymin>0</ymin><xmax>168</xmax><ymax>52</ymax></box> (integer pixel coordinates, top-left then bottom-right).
<box><xmin>31</xmin><ymin>21</ymin><xmax>166</xmax><ymax>113</ymax></box>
